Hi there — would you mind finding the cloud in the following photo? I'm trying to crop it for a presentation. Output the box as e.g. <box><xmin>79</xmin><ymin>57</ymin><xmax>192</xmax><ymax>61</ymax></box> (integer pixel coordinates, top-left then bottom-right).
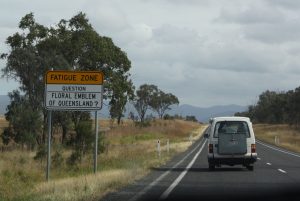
<box><xmin>242</xmin><ymin>21</ymin><xmax>300</xmax><ymax>44</ymax></box>
<box><xmin>265</xmin><ymin>0</ymin><xmax>300</xmax><ymax>10</ymax></box>
<box><xmin>215</xmin><ymin>3</ymin><xmax>300</xmax><ymax>44</ymax></box>
<box><xmin>217</xmin><ymin>4</ymin><xmax>284</xmax><ymax>24</ymax></box>
<box><xmin>85</xmin><ymin>1</ymin><xmax>129</xmax><ymax>33</ymax></box>
<box><xmin>2</xmin><ymin>0</ymin><xmax>300</xmax><ymax>107</ymax></box>
<box><xmin>152</xmin><ymin>24</ymin><xmax>199</xmax><ymax>44</ymax></box>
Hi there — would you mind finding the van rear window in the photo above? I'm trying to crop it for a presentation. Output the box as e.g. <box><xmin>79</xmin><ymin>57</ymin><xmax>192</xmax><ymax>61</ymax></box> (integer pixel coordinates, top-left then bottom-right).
<box><xmin>213</xmin><ymin>121</ymin><xmax>250</xmax><ymax>138</ymax></box>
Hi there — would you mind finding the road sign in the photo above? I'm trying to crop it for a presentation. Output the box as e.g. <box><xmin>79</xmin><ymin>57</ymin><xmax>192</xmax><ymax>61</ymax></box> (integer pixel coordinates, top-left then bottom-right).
<box><xmin>45</xmin><ymin>71</ymin><xmax>103</xmax><ymax>111</ymax></box>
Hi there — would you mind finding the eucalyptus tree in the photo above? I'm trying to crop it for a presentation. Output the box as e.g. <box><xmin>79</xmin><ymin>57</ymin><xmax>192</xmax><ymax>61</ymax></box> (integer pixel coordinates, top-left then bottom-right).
<box><xmin>133</xmin><ymin>84</ymin><xmax>158</xmax><ymax>123</ymax></box>
<box><xmin>150</xmin><ymin>91</ymin><xmax>179</xmax><ymax>119</ymax></box>
<box><xmin>1</xmin><ymin>12</ymin><xmax>133</xmax><ymax>147</ymax></box>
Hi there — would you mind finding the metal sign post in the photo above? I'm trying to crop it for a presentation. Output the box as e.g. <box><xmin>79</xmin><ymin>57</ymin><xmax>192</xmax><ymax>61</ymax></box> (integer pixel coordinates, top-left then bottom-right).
<box><xmin>46</xmin><ymin>110</ymin><xmax>52</xmax><ymax>181</ymax></box>
<box><xmin>94</xmin><ymin>111</ymin><xmax>99</xmax><ymax>174</ymax></box>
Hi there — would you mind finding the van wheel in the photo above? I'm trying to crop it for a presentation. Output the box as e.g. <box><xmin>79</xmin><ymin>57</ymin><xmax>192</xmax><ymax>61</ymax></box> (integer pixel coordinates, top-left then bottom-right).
<box><xmin>209</xmin><ymin>163</ymin><xmax>215</xmax><ymax>171</ymax></box>
<box><xmin>246</xmin><ymin>165</ymin><xmax>254</xmax><ymax>171</ymax></box>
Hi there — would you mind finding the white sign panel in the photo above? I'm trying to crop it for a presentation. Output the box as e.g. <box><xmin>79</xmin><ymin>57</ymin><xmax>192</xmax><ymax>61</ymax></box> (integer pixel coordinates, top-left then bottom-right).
<box><xmin>45</xmin><ymin>84</ymin><xmax>102</xmax><ymax>110</ymax></box>
<box><xmin>45</xmin><ymin>71</ymin><xmax>103</xmax><ymax>111</ymax></box>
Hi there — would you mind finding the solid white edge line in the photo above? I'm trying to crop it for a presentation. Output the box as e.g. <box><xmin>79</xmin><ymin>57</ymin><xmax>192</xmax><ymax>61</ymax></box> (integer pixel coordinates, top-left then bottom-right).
<box><xmin>128</xmin><ymin>138</ymin><xmax>205</xmax><ymax>201</ymax></box>
<box><xmin>257</xmin><ymin>140</ymin><xmax>300</xmax><ymax>158</ymax></box>
<box><xmin>278</xmin><ymin>169</ymin><xmax>287</xmax><ymax>174</ymax></box>
<box><xmin>159</xmin><ymin>140</ymin><xmax>207</xmax><ymax>200</ymax></box>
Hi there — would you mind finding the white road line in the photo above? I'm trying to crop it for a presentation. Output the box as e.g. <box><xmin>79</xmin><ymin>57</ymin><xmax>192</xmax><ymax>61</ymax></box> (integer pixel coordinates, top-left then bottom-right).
<box><xmin>257</xmin><ymin>157</ymin><xmax>261</xmax><ymax>160</ymax></box>
<box><xmin>266</xmin><ymin>162</ymin><xmax>272</xmax><ymax>166</ymax></box>
<box><xmin>257</xmin><ymin>140</ymin><xmax>300</xmax><ymax>158</ymax></box>
<box><xmin>159</xmin><ymin>140</ymin><xmax>207</xmax><ymax>200</ymax></box>
<box><xmin>278</xmin><ymin>169</ymin><xmax>287</xmax><ymax>174</ymax></box>
<box><xmin>128</xmin><ymin>139</ymin><xmax>205</xmax><ymax>201</ymax></box>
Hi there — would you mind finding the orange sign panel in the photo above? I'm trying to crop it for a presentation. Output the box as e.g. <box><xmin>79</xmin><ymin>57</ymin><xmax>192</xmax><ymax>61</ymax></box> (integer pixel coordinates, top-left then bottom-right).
<box><xmin>46</xmin><ymin>71</ymin><xmax>104</xmax><ymax>85</ymax></box>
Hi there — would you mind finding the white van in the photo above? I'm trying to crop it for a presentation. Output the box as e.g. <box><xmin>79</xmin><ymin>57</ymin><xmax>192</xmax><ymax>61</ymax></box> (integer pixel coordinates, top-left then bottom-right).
<box><xmin>204</xmin><ymin>117</ymin><xmax>257</xmax><ymax>171</ymax></box>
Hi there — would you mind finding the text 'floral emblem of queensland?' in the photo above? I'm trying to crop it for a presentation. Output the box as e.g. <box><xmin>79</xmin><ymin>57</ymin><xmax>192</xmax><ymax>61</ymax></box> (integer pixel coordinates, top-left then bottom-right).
<box><xmin>45</xmin><ymin>71</ymin><xmax>104</xmax><ymax>111</ymax></box>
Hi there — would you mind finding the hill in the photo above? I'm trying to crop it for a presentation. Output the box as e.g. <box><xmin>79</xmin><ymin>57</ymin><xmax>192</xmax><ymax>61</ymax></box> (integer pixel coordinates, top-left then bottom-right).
<box><xmin>167</xmin><ymin>104</ymin><xmax>247</xmax><ymax>122</ymax></box>
<box><xmin>0</xmin><ymin>95</ymin><xmax>247</xmax><ymax>122</ymax></box>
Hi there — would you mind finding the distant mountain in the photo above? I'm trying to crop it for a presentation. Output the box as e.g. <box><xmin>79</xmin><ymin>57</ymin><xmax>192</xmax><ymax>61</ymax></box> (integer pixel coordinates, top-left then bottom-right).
<box><xmin>166</xmin><ymin>104</ymin><xmax>247</xmax><ymax>122</ymax></box>
<box><xmin>0</xmin><ymin>95</ymin><xmax>247</xmax><ymax>122</ymax></box>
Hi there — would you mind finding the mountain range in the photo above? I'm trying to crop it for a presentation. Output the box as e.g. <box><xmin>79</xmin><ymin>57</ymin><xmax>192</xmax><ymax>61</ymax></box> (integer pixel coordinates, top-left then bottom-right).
<box><xmin>0</xmin><ymin>95</ymin><xmax>247</xmax><ymax>122</ymax></box>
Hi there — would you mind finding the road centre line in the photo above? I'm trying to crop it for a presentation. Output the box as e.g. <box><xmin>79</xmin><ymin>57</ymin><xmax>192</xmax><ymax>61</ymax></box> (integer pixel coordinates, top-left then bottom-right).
<box><xmin>128</xmin><ymin>138</ymin><xmax>206</xmax><ymax>201</ymax></box>
<box><xmin>257</xmin><ymin>157</ymin><xmax>261</xmax><ymax>160</ymax></box>
<box><xmin>278</xmin><ymin>169</ymin><xmax>287</xmax><ymax>174</ymax></box>
<box><xmin>266</xmin><ymin>163</ymin><xmax>272</xmax><ymax>165</ymax></box>
<box><xmin>159</xmin><ymin>140</ymin><xmax>207</xmax><ymax>200</ymax></box>
<box><xmin>257</xmin><ymin>140</ymin><xmax>300</xmax><ymax>158</ymax></box>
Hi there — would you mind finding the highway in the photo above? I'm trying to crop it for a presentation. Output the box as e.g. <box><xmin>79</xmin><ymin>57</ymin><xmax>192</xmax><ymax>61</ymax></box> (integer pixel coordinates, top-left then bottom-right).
<box><xmin>101</xmin><ymin>137</ymin><xmax>300</xmax><ymax>201</ymax></box>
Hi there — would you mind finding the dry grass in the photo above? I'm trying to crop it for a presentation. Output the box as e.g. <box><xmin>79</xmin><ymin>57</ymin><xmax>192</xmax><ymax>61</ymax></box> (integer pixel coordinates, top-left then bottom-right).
<box><xmin>254</xmin><ymin>124</ymin><xmax>300</xmax><ymax>153</ymax></box>
<box><xmin>0</xmin><ymin>116</ymin><xmax>8</xmax><ymax>127</ymax></box>
<box><xmin>34</xmin><ymin>169</ymin><xmax>145</xmax><ymax>201</ymax></box>
<box><xmin>0</xmin><ymin>150</ymin><xmax>44</xmax><ymax>200</ymax></box>
<box><xmin>0</xmin><ymin>119</ymin><xmax>205</xmax><ymax>201</ymax></box>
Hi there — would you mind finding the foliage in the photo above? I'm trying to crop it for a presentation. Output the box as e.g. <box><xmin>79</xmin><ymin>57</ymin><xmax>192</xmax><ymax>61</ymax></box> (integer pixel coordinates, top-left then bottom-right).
<box><xmin>109</xmin><ymin>69</ymin><xmax>135</xmax><ymax>124</ymax></box>
<box><xmin>185</xmin><ymin>115</ymin><xmax>198</xmax><ymax>122</ymax></box>
<box><xmin>133</xmin><ymin>84</ymin><xmax>179</xmax><ymax>122</ymax></box>
<box><xmin>52</xmin><ymin>111</ymin><xmax>73</xmax><ymax>145</ymax></box>
<box><xmin>1</xmin><ymin>12</ymin><xmax>133</xmax><ymax>147</ymax></box>
<box><xmin>150</xmin><ymin>90</ymin><xmax>179</xmax><ymax>119</ymax></box>
<box><xmin>236</xmin><ymin>87</ymin><xmax>300</xmax><ymax>127</ymax></box>
<box><xmin>34</xmin><ymin>145</ymin><xmax>47</xmax><ymax>165</ymax></box>
<box><xmin>52</xmin><ymin>147</ymin><xmax>64</xmax><ymax>168</ymax></box>
<box><xmin>72</xmin><ymin>120</ymin><xmax>94</xmax><ymax>158</ymax></box>
<box><xmin>133</xmin><ymin>84</ymin><xmax>158</xmax><ymax>122</ymax></box>
<box><xmin>3</xmin><ymin>90</ymin><xmax>43</xmax><ymax>148</ymax></box>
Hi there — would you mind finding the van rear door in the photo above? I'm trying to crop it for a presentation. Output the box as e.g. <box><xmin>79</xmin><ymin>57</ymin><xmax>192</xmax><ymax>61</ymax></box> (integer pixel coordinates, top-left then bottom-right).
<box><xmin>216</xmin><ymin>121</ymin><xmax>248</xmax><ymax>155</ymax></box>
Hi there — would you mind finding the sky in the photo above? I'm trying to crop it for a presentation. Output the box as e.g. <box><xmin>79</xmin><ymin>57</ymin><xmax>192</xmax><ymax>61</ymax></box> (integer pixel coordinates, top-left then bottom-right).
<box><xmin>1</xmin><ymin>0</ymin><xmax>300</xmax><ymax>107</ymax></box>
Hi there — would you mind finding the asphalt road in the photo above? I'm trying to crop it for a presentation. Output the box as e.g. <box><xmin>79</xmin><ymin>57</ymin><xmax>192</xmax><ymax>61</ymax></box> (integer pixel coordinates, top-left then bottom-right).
<box><xmin>101</xmin><ymin>137</ymin><xmax>300</xmax><ymax>201</ymax></box>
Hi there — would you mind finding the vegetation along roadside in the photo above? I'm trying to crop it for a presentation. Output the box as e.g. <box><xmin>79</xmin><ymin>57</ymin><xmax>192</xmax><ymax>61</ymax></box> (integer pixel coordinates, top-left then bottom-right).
<box><xmin>0</xmin><ymin>118</ymin><xmax>205</xmax><ymax>201</ymax></box>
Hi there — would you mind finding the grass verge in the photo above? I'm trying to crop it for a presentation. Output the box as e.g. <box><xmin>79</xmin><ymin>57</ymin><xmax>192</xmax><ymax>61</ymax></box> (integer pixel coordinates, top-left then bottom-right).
<box><xmin>0</xmin><ymin>119</ymin><xmax>205</xmax><ymax>201</ymax></box>
<box><xmin>254</xmin><ymin>124</ymin><xmax>300</xmax><ymax>153</ymax></box>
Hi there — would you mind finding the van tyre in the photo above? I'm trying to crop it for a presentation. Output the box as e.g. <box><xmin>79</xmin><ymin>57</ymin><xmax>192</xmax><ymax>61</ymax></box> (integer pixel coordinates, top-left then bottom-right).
<box><xmin>246</xmin><ymin>165</ymin><xmax>254</xmax><ymax>171</ymax></box>
<box><xmin>209</xmin><ymin>163</ymin><xmax>215</xmax><ymax>171</ymax></box>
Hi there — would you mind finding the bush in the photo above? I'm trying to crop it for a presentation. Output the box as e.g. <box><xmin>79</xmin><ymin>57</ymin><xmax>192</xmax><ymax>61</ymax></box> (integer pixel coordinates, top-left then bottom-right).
<box><xmin>134</xmin><ymin>121</ymin><xmax>151</xmax><ymax>127</ymax></box>
<box><xmin>52</xmin><ymin>147</ymin><xmax>64</xmax><ymax>168</ymax></box>
<box><xmin>67</xmin><ymin>151</ymin><xmax>82</xmax><ymax>167</ymax></box>
<box><xmin>34</xmin><ymin>145</ymin><xmax>47</xmax><ymax>164</ymax></box>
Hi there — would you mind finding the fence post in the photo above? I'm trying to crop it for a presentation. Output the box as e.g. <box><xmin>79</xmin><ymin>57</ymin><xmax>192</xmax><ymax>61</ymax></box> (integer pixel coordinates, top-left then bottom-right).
<box><xmin>167</xmin><ymin>139</ymin><xmax>170</xmax><ymax>155</ymax></box>
<box><xmin>157</xmin><ymin>139</ymin><xmax>161</xmax><ymax>159</ymax></box>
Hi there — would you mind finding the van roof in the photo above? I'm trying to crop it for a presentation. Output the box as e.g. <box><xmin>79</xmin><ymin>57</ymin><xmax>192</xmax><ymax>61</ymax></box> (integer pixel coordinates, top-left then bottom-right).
<box><xmin>210</xmin><ymin>116</ymin><xmax>251</xmax><ymax>122</ymax></box>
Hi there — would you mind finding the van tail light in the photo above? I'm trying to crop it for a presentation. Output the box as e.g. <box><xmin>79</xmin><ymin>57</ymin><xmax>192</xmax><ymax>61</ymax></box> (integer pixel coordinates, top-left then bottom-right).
<box><xmin>251</xmin><ymin>144</ymin><xmax>256</xmax><ymax>153</ymax></box>
<box><xmin>209</xmin><ymin>144</ymin><xmax>214</xmax><ymax>153</ymax></box>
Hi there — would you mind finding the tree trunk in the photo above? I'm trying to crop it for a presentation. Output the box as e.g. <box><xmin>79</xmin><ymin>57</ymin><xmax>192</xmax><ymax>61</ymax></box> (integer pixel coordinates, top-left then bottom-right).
<box><xmin>117</xmin><ymin>116</ymin><xmax>122</xmax><ymax>125</ymax></box>
<box><xmin>62</xmin><ymin>126</ymin><xmax>67</xmax><ymax>144</ymax></box>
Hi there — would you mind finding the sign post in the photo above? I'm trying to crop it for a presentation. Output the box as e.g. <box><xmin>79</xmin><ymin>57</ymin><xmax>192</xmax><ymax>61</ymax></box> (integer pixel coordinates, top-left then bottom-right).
<box><xmin>94</xmin><ymin>111</ymin><xmax>99</xmax><ymax>173</ymax></box>
<box><xmin>46</xmin><ymin>110</ymin><xmax>52</xmax><ymax>181</ymax></box>
<box><xmin>45</xmin><ymin>70</ymin><xmax>103</xmax><ymax>180</ymax></box>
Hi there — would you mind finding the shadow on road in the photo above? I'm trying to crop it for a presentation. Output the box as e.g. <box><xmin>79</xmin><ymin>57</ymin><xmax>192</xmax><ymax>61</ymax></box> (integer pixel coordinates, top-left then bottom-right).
<box><xmin>151</xmin><ymin>167</ymin><xmax>248</xmax><ymax>172</ymax></box>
